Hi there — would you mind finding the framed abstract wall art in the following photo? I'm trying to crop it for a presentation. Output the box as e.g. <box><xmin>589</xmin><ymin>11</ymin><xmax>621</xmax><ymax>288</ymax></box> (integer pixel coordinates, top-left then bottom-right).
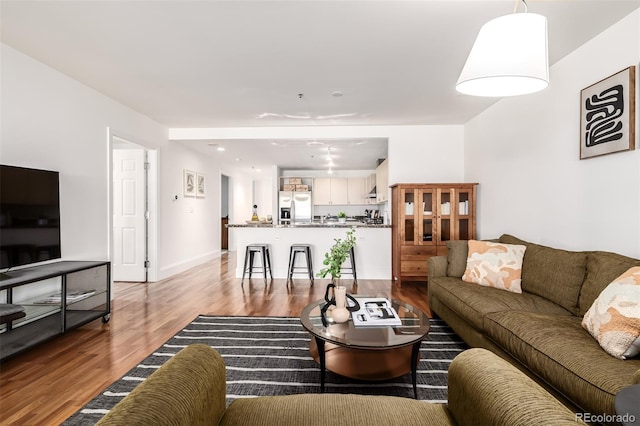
<box><xmin>184</xmin><ymin>170</ymin><xmax>196</xmax><ymax>197</ymax></box>
<box><xmin>196</xmin><ymin>173</ymin><xmax>206</xmax><ymax>198</ymax></box>
<box><xmin>580</xmin><ymin>66</ymin><xmax>636</xmax><ymax>160</ymax></box>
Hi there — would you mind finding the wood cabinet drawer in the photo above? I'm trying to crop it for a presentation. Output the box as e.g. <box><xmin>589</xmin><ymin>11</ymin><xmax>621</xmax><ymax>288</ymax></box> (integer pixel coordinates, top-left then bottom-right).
<box><xmin>401</xmin><ymin>246</ymin><xmax>437</xmax><ymax>257</ymax></box>
<box><xmin>401</xmin><ymin>261</ymin><xmax>429</xmax><ymax>274</ymax></box>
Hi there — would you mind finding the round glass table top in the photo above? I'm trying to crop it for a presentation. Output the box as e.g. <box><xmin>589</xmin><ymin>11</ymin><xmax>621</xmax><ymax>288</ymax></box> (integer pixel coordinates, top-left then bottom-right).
<box><xmin>300</xmin><ymin>298</ymin><xmax>430</xmax><ymax>349</ymax></box>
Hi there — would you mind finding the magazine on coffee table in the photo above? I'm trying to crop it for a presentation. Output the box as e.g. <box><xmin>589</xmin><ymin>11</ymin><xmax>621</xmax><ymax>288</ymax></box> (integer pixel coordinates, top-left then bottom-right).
<box><xmin>352</xmin><ymin>298</ymin><xmax>401</xmax><ymax>327</ymax></box>
<box><xmin>34</xmin><ymin>290</ymin><xmax>96</xmax><ymax>305</ymax></box>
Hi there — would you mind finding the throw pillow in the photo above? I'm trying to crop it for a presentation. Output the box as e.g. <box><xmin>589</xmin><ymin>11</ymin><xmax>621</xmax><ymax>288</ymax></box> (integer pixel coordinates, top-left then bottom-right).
<box><xmin>582</xmin><ymin>266</ymin><xmax>640</xmax><ymax>359</ymax></box>
<box><xmin>462</xmin><ymin>240</ymin><xmax>527</xmax><ymax>293</ymax></box>
<box><xmin>446</xmin><ymin>240</ymin><xmax>469</xmax><ymax>278</ymax></box>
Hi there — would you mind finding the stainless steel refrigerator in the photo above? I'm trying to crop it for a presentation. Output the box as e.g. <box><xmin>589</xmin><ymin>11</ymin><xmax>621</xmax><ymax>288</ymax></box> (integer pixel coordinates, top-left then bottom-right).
<box><xmin>279</xmin><ymin>191</ymin><xmax>312</xmax><ymax>224</ymax></box>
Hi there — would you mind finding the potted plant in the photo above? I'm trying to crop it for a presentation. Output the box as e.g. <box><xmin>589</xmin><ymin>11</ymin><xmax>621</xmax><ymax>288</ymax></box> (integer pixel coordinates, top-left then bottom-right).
<box><xmin>318</xmin><ymin>228</ymin><xmax>356</xmax><ymax>282</ymax></box>
<box><xmin>317</xmin><ymin>229</ymin><xmax>358</xmax><ymax>323</ymax></box>
<box><xmin>337</xmin><ymin>211</ymin><xmax>347</xmax><ymax>224</ymax></box>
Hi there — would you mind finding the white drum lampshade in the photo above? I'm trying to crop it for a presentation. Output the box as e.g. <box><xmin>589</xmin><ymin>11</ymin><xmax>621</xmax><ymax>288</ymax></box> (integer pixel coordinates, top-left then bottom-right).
<box><xmin>456</xmin><ymin>12</ymin><xmax>549</xmax><ymax>97</ymax></box>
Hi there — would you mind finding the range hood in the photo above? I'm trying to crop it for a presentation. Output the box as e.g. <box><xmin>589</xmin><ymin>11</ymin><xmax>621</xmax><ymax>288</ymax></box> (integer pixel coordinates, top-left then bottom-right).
<box><xmin>367</xmin><ymin>186</ymin><xmax>377</xmax><ymax>198</ymax></box>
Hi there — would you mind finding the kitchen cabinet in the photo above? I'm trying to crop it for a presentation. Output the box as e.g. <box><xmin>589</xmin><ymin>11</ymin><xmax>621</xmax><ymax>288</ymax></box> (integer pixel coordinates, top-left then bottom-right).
<box><xmin>391</xmin><ymin>183</ymin><xmax>477</xmax><ymax>286</ymax></box>
<box><xmin>313</xmin><ymin>178</ymin><xmax>332</xmax><ymax>205</ymax></box>
<box><xmin>313</xmin><ymin>177</ymin><xmax>347</xmax><ymax>205</ymax></box>
<box><xmin>331</xmin><ymin>178</ymin><xmax>348</xmax><ymax>204</ymax></box>
<box><xmin>366</xmin><ymin>173</ymin><xmax>376</xmax><ymax>193</ymax></box>
<box><xmin>347</xmin><ymin>177</ymin><xmax>366</xmax><ymax>204</ymax></box>
<box><xmin>314</xmin><ymin>177</ymin><xmax>365</xmax><ymax>205</ymax></box>
<box><xmin>376</xmin><ymin>159</ymin><xmax>389</xmax><ymax>202</ymax></box>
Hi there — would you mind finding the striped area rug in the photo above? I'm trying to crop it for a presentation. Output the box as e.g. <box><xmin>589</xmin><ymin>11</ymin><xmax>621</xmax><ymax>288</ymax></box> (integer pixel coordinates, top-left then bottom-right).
<box><xmin>63</xmin><ymin>315</ymin><xmax>467</xmax><ymax>425</ymax></box>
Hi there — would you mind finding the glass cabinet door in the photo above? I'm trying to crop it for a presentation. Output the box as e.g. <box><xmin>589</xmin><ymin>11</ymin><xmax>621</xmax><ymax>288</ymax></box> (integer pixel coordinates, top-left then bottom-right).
<box><xmin>418</xmin><ymin>189</ymin><xmax>435</xmax><ymax>245</ymax></box>
<box><xmin>437</xmin><ymin>189</ymin><xmax>453</xmax><ymax>244</ymax></box>
<box><xmin>455</xmin><ymin>188</ymin><xmax>473</xmax><ymax>240</ymax></box>
<box><xmin>402</xmin><ymin>189</ymin><xmax>415</xmax><ymax>244</ymax></box>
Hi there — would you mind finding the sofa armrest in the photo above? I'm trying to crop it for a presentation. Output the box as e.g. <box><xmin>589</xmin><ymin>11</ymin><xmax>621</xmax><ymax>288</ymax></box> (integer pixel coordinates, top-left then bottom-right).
<box><xmin>448</xmin><ymin>348</ymin><xmax>585</xmax><ymax>425</ymax></box>
<box><xmin>97</xmin><ymin>344</ymin><xmax>226</xmax><ymax>426</ymax></box>
<box><xmin>428</xmin><ymin>256</ymin><xmax>448</xmax><ymax>279</ymax></box>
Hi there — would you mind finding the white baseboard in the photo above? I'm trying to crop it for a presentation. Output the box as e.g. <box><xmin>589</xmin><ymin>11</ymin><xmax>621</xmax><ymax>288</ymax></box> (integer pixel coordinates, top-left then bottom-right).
<box><xmin>158</xmin><ymin>250</ymin><xmax>221</xmax><ymax>281</ymax></box>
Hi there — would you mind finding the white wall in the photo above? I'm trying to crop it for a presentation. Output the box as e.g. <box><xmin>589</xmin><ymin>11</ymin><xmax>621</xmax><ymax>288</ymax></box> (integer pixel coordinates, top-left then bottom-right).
<box><xmin>253</xmin><ymin>178</ymin><xmax>273</xmax><ymax>219</ymax></box>
<box><xmin>1</xmin><ymin>43</ymin><xmax>225</xmax><ymax>281</ymax></box>
<box><xmin>228</xmin><ymin>172</ymin><xmax>254</xmax><ymax>251</ymax></box>
<box><xmin>158</xmin><ymin>142</ymin><xmax>221</xmax><ymax>278</ymax></box>
<box><xmin>464</xmin><ymin>10</ymin><xmax>640</xmax><ymax>258</ymax></box>
<box><xmin>0</xmin><ymin>44</ymin><xmax>166</xmax><ymax>264</ymax></box>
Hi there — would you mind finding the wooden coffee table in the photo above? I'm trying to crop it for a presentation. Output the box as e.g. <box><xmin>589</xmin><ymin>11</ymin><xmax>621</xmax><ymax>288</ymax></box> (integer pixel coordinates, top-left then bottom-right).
<box><xmin>300</xmin><ymin>298</ymin><xmax>430</xmax><ymax>398</ymax></box>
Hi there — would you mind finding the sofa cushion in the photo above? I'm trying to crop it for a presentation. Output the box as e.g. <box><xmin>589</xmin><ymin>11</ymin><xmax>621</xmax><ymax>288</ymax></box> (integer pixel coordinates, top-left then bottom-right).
<box><xmin>582</xmin><ymin>266</ymin><xmax>640</xmax><ymax>359</ymax></box>
<box><xmin>221</xmin><ymin>393</ymin><xmax>454</xmax><ymax>426</ymax></box>
<box><xmin>462</xmin><ymin>240</ymin><xmax>526</xmax><ymax>293</ymax></box>
<box><xmin>499</xmin><ymin>234</ymin><xmax>587</xmax><ymax>314</ymax></box>
<box><xmin>484</xmin><ymin>311</ymin><xmax>640</xmax><ymax>416</ymax></box>
<box><xmin>428</xmin><ymin>276</ymin><xmax>571</xmax><ymax>332</ymax></box>
<box><xmin>578</xmin><ymin>251</ymin><xmax>640</xmax><ymax>316</ymax></box>
<box><xmin>446</xmin><ymin>240</ymin><xmax>468</xmax><ymax>278</ymax></box>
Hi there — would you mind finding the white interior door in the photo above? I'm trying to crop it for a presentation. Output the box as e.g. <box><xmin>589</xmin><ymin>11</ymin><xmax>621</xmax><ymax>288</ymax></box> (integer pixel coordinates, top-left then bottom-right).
<box><xmin>113</xmin><ymin>148</ymin><xmax>146</xmax><ymax>282</ymax></box>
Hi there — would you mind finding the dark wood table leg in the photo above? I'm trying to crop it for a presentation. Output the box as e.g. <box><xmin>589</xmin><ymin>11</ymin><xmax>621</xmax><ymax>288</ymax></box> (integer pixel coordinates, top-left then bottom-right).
<box><xmin>411</xmin><ymin>341</ymin><xmax>421</xmax><ymax>399</ymax></box>
<box><xmin>315</xmin><ymin>336</ymin><xmax>326</xmax><ymax>393</ymax></box>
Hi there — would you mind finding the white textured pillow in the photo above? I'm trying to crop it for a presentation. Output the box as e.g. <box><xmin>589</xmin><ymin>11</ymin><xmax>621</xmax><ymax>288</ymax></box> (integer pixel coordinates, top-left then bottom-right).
<box><xmin>462</xmin><ymin>240</ymin><xmax>526</xmax><ymax>293</ymax></box>
<box><xmin>582</xmin><ymin>266</ymin><xmax>640</xmax><ymax>359</ymax></box>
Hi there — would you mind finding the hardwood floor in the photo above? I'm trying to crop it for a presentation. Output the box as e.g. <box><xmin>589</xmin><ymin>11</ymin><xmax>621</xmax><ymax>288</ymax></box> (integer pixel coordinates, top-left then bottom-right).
<box><xmin>0</xmin><ymin>252</ymin><xmax>430</xmax><ymax>425</ymax></box>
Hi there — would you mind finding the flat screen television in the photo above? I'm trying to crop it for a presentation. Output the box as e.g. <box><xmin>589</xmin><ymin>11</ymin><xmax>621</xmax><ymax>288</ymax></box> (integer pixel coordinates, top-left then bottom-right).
<box><xmin>0</xmin><ymin>165</ymin><xmax>61</xmax><ymax>270</ymax></box>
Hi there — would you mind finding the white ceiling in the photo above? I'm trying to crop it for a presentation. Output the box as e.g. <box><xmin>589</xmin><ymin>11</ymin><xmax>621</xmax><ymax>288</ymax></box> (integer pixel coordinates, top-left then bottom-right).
<box><xmin>176</xmin><ymin>137</ymin><xmax>389</xmax><ymax>172</ymax></box>
<box><xmin>2</xmin><ymin>0</ymin><xmax>638</xmax><ymax>172</ymax></box>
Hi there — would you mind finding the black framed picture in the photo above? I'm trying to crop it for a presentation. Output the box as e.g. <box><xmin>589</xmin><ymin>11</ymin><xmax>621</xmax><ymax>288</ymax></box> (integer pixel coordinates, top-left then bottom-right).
<box><xmin>580</xmin><ymin>66</ymin><xmax>636</xmax><ymax>160</ymax></box>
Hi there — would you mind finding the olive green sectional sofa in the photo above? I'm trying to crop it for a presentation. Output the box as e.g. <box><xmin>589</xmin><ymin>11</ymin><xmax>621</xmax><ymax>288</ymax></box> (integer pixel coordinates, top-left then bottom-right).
<box><xmin>96</xmin><ymin>344</ymin><xmax>583</xmax><ymax>426</ymax></box>
<box><xmin>427</xmin><ymin>234</ymin><xmax>640</xmax><ymax>418</ymax></box>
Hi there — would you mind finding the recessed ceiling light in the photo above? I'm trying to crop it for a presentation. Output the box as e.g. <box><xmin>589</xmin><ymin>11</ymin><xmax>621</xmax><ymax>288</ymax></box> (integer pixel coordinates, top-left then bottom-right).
<box><xmin>217</xmin><ymin>147</ymin><xmax>225</xmax><ymax>152</ymax></box>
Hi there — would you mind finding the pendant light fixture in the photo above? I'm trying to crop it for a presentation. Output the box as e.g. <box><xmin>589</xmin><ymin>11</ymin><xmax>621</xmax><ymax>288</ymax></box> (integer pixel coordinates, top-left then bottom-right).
<box><xmin>456</xmin><ymin>0</ymin><xmax>549</xmax><ymax>97</ymax></box>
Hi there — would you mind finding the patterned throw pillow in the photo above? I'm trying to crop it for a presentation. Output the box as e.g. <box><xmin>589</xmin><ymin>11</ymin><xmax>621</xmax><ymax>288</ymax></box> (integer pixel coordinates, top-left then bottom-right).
<box><xmin>582</xmin><ymin>266</ymin><xmax>640</xmax><ymax>359</ymax></box>
<box><xmin>462</xmin><ymin>240</ymin><xmax>527</xmax><ymax>293</ymax></box>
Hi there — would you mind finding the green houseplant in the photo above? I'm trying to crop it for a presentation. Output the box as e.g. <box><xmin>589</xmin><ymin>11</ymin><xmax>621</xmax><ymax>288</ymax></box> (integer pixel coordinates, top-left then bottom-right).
<box><xmin>337</xmin><ymin>211</ymin><xmax>347</xmax><ymax>224</ymax></box>
<box><xmin>317</xmin><ymin>228</ymin><xmax>358</xmax><ymax>323</ymax></box>
<box><xmin>317</xmin><ymin>228</ymin><xmax>356</xmax><ymax>282</ymax></box>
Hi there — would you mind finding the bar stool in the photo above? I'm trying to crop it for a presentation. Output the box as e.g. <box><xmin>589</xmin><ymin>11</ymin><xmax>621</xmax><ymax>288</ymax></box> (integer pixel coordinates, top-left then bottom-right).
<box><xmin>340</xmin><ymin>246</ymin><xmax>358</xmax><ymax>284</ymax></box>
<box><xmin>287</xmin><ymin>244</ymin><xmax>314</xmax><ymax>284</ymax></box>
<box><xmin>241</xmin><ymin>243</ymin><xmax>273</xmax><ymax>285</ymax></box>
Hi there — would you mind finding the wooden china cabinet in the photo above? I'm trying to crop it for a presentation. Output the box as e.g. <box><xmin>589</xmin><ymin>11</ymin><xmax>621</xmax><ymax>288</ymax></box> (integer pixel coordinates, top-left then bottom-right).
<box><xmin>391</xmin><ymin>183</ymin><xmax>478</xmax><ymax>286</ymax></box>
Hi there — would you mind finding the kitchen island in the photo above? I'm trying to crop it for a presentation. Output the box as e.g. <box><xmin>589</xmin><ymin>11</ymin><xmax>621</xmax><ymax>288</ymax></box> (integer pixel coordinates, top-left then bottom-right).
<box><xmin>227</xmin><ymin>223</ymin><xmax>391</xmax><ymax>280</ymax></box>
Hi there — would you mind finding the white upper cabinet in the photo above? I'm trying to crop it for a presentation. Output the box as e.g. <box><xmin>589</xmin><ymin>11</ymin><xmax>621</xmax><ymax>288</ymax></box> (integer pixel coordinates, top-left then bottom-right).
<box><xmin>313</xmin><ymin>177</ymin><xmax>367</xmax><ymax>205</ymax></box>
<box><xmin>347</xmin><ymin>177</ymin><xmax>366</xmax><ymax>204</ymax></box>
<box><xmin>376</xmin><ymin>159</ymin><xmax>389</xmax><ymax>202</ymax></box>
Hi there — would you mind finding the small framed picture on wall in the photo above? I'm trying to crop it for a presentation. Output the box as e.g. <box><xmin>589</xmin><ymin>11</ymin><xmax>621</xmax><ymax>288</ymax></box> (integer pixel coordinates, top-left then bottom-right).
<box><xmin>184</xmin><ymin>170</ymin><xmax>196</xmax><ymax>197</ymax></box>
<box><xmin>580</xmin><ymin>66</ymin><xmax>636</xmax><ymax>160</ymax></box>
<box><xmin>196</xmin><ymin>173</ymin><xmax>206</xmax><ymax>198</ymax></box>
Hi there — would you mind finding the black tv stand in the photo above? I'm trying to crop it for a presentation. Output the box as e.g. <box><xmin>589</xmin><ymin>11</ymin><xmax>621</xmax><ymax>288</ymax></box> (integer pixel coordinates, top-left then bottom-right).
<box><xmin>0</xmin><ymin>261</ymin><xmax>111</xmax><ymax>361</ymax></box>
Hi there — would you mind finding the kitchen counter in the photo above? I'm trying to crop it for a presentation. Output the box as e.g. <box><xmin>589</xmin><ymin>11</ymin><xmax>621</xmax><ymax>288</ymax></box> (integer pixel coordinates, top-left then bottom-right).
<box><xmin>227</xmin><ymin>222</ymin><xmax>390</xmax><ymax>228</ymax></box>
<box><xmin>228</xmin><ymin>224</ymin><xmax>391</xmax><ymax>280</ymax></box>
